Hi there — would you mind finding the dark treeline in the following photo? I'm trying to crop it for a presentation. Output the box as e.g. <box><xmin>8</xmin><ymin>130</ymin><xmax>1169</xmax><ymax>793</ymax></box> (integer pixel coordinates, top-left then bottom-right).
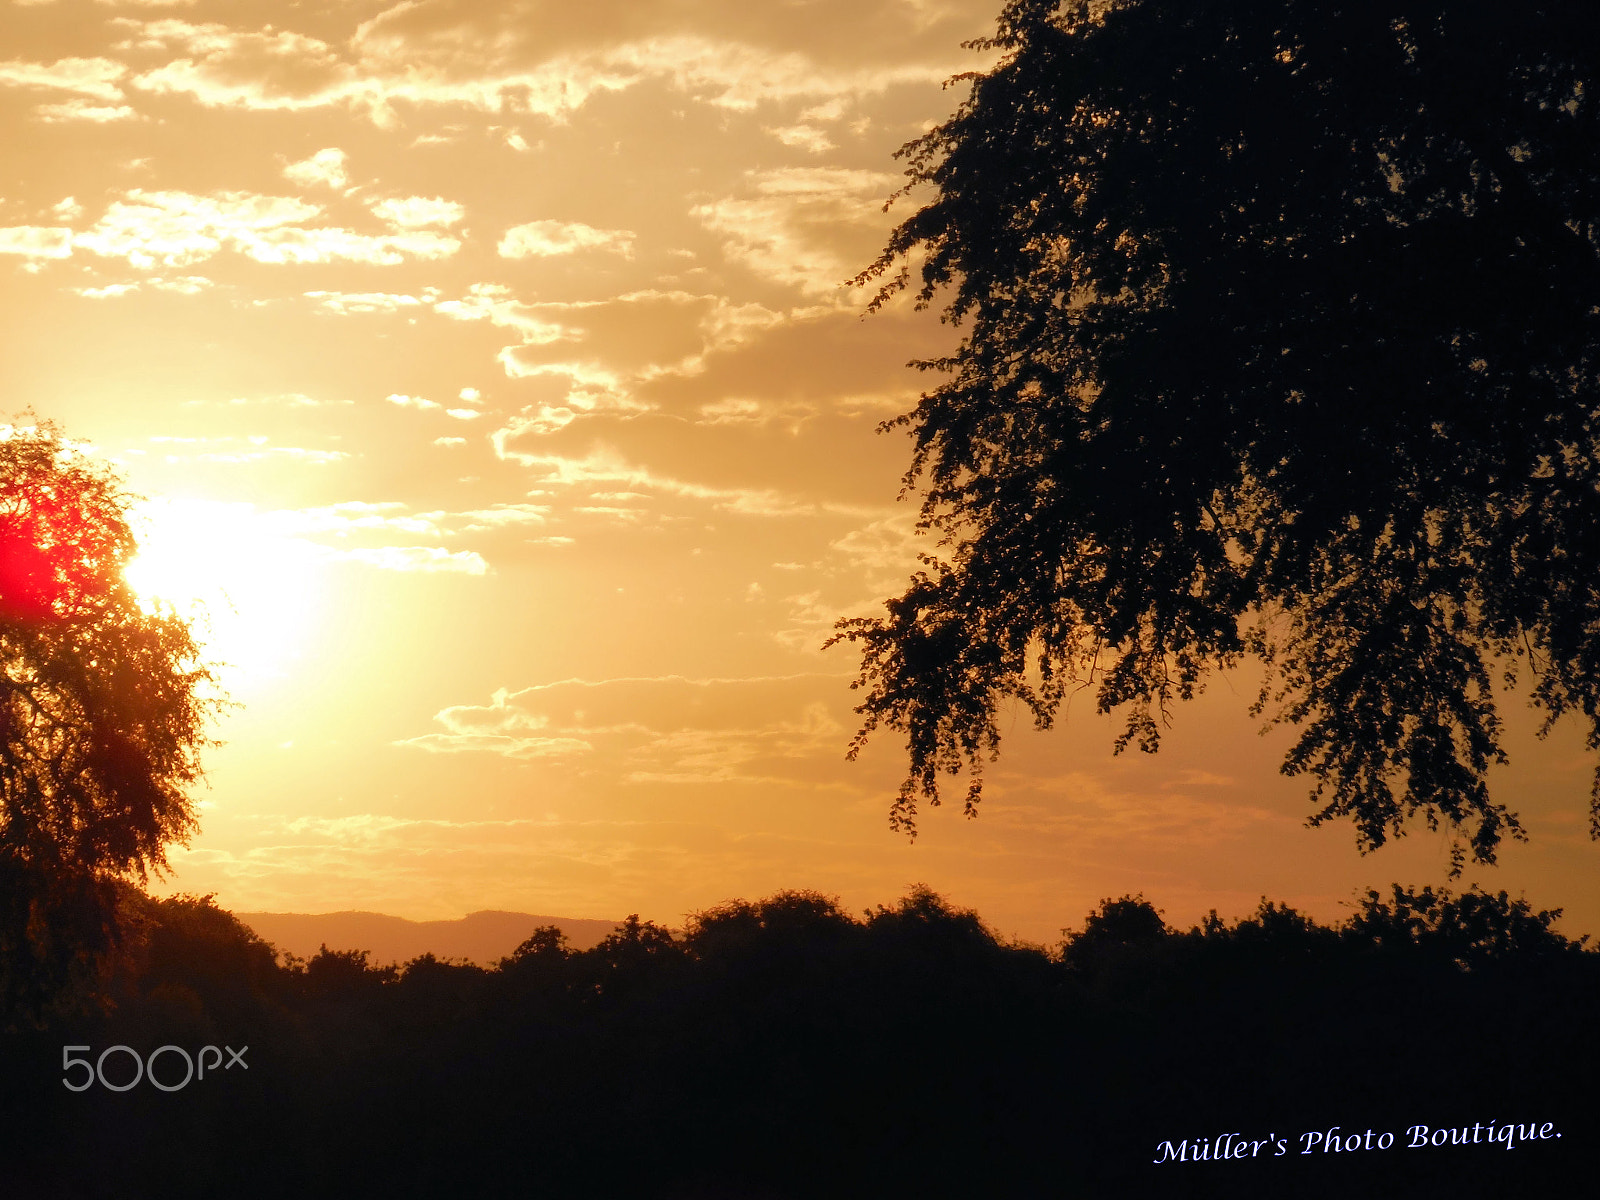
<box><xmin>2</xmin><ymin>885</ymin><xmax>1594</xmax><ymax>1198</ymax></box>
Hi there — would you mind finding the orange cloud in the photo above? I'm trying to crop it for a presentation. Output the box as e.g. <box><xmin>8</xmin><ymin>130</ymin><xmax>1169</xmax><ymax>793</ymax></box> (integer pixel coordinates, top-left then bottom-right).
<box><xmin>692</xmin><ymin>168</ymin><xmax>900</xmax><ymax>296</ymax></box>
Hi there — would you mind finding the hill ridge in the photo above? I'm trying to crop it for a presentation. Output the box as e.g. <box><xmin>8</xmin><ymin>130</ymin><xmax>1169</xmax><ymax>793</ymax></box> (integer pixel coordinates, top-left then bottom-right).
<box><xmin>237</xmin><ymin>908</ymin><xmax>620</xmax><ymax>966</ymax></box>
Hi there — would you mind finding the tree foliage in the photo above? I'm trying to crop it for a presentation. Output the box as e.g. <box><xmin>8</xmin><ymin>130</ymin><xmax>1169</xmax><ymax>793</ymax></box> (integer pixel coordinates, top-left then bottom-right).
<box><xmin>0</xmin><ymin>421</ymin><xmax>218</xmax><ymax>1021</ymax></box>
<box><xmin>5</xmin><ymin>885</ymin><xmax>1592</xmax><ymax>1198</ymax></box>
<box><xmin>833</xmin><ymin>0</ymin><xmax>1600</xmax><ymax>868</ymax></box>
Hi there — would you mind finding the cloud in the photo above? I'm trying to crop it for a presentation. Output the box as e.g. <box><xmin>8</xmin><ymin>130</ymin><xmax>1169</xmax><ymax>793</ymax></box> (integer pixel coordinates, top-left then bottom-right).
<box><xmin>397</xmin><ymin>674</ymin><xmax>854</xmax><ymax>786</ymax></box>
<box><xmin>237</xmin><ymin>225</ymin><xmax>461</xmax><ymax>266</ymax></box>
<box><xmin>433</xmin><ymin>282</ymin><xmax>575</xmax><ymax>345</ymax></box>
<box><xmin>181</xmin><ymin>391</ymin><xmax>349</xmax><ymax>408</ymax></box>
<box><xmin>0</xmin><ymin>226</ymin><xmax>74</xmax><ymax>259</ymax></box>
<box><xmin>263</xmin><ymin>498</ymin><xmax>552</xmax><ymax>544</ymax></box>
<box><xmin>378</xmin><ymin>395</ymin><xmax>485</xmax><ymax>422</ymax></box>
<box><xmin>828</xmin><ymin>512</ymin><xmax>923</xmax><ymax>581</ymax></box>
<box><xmin>767</xmin><ymin>123</ymin><xmax>835</xmax><ymax>153</ymax></box>
<box><xmin>692</xmin><ymin>167</ymin><xmax>900</xmax><ymax>295</ymax></box>
<box><xmin>443</xmin><ymin>285</ymin><xmax>790</xmax><ymax>429</ymax></box>
<box><xmin>263</xmin><ymin>500</ymin><xmax>446</xmax><ymax>539</ymax></box>
<box><xmin>386</xmin><ymin>393</ymin><xmax>441</xmax><ymax>411</ymax></box>
<box><xmin>71</xmin><ymin>189</ymin><xmax>460</xmax><ymax>268</ymax></box>
<box><xmin>102</xmin><ymin>3</ymin><xmax>994</xmax><ymax>126</ymax></box>
<box><xmin>488</xmin><ymin>444</ymin><xmax>852</xmax><ymax>518</ymax></box>
<box><xmin>326</xmin><ymin>546</ymin><xmax>488</xmax><ymax>574</ymax></box>
<box><xmin>369</xmin><ymin>195</ymin><xmax>465</xmax><ymax>228</ymax></box>
<box><xmin>74</xmin><ymin>282</ymin><xmax>139</xmax><ymax>299</ymax></box>
<box><xmin>36</xmin><ymin>100</ymin><xmax>138</xmax><ymax>122</ymax></box>
<box><xmin>498</xmin><ymin>219</ymin><xmax>634</xmax><ymax>259</ymax></box>
<box><xmin>125</xmin><ymin>21</ymin><xmax>362</xmax><ymax>113</ymax></box>
<box><xmin>73</xmin><ymin>189</ymin><xmax>313</xmax><ymax>266</ymax></box>
<box><xmin>246</xmin><ymin>500</ymin><xmax>568</xmax><ymax>575</ymax></box>
<box><xmin>71</xmin><ymin>274</ymin><xmax>212</xmax><ymax>297</ymax></box>
<box><xmin>394</xmin><ymin>732</ymin><xmax>593</xmax><ymax>759</ymax></box>
<box><xmin>282</xmin><ymin>147</ymin><xmax>348</xmax><ymax>189</ymax></box>
<box><xmin>0</xmin><ymin>57</ymin><xmax>127</xmax><ymax>102</ymax></box>
<box><xmin>450</xmin><ymin>503</ymin><xmax>550</xmax><ymax>532</ymax></box>
<box><xmin>305</xmin><ymin>288</ymin><xmax>441</xmax><ymax>315</ymax></box>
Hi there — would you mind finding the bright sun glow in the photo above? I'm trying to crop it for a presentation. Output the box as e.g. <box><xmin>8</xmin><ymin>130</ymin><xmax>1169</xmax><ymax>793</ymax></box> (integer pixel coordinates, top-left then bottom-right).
<box><xmin>125</xmin><ymin>497</ymin><xmax>327</xmax><ymax>689</ymax></box>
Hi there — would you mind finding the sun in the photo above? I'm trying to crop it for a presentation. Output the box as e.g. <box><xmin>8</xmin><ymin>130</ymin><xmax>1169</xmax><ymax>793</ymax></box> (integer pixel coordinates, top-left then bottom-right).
<box><xmin>123</xmin><ymin>497</ymin><xmax>326</xmax><ymax>688</ymax></box>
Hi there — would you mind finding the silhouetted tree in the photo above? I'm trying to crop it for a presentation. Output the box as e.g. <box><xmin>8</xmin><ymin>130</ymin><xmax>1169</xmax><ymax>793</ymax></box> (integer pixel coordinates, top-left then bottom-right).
<box><xmin>0</xmin><ymin>422</ymin><xmax>219</xmax><ymax>1024</ymax></box>
<box><xmin>299</xmin><ymin>945</ymin><xmax>398</xmax><ymax>997</ymax></box>
<box><xmin>1060</xmin><ymin>894</ymin><xmax>1168</xmax><ymax>973</ymax></box>
<box><xmin>833</xmin><ymin>0</ymin><xmax>1600</xmax><ymax>870</ymax></box>
<box><xmin>1344</xmin><ymin>882</ymin><xmax>1587</xmax><ymax>966</ymax></box>
<box><xmin>503</xmin><ymin>923</ymin><xmax>570</xmax><ymax>966</ymax></box>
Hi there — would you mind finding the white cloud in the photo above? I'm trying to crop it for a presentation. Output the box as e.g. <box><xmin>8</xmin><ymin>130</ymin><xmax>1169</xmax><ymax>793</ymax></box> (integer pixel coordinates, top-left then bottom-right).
<box><xmin>282</xmin><ymin>147</ymin><xmax>348</xmax><ymax>190</ymax></box>
<box><xmin>0</xmin><ymin>226</ymin><xmax>74</xmax><ymax>259</ymax></box>
<box><xmin>768</xmin><ymin>123</ymin><xmax>835</xmax><ymax>153</ymax></box>
<box><xmin>70</xmin><ymin>189</ymin><xmax>461</xmax><ymax>268</ymax></box>
<box><xmin>0</xmin><ymin>57</ymin><xmax>126</xmax><ymax>101</ymax></box>
<box><xmin>71</xmin><ymin>274</ymin><xmax>212</xmax><ymax>297</ymax></box>
<box><xmin>74</xmin><ymin>282</ymin><xmax>140</xmax><ymax>299</ymax></box>
<box><xmin>386</xmin><ymin>393</ymin><xmax>441</xmax><ymax>410</ymax></box>
<box><xmin>242</xmin><ymin>225</ymin><xmax>460</xmax><ymax>266</ymax></box>
<box><xmin>451</xmin><ymin>503</ymin><xmax>550</xmax><ymax>532</ymax></box>
<box><xmin>94</xmin><ymin>5</ymin><xmax>996</xmax><ymax>128</ymax></box>
<box><xmin>433</xmin><ymin>282</ymin><xmax>576</xmax><ymax>344</ymax></box>
<box><xmin>498</xmin><ymin>219</ymin><xmax>634</xmax><ymax>259</ymax></box>
<box><xmin>445</xmin><ymin>408</ymin><xmax>482</xmax><ymax>420</ymax></box>
<box><xmin>73</xmin><ymin>189</ymin><xmax>314</xmax><ymax>267</ymax></box>
<box><xmin>369</xmin><ymin>195</ymin><xmax>464</xmax><ymax>228</ymax></box>
<box><xmin>37</xmin><ymin>100</ymin><xmax>138</xmax><ymax>122</ymax></box>
<box><xmin>305</xmin><ymin>288</ymin><xmax>440</xmax><ymax>315</ymax></box>
<box><xmin>174</xmin><ymin>393</ymin><xmax>347</xmax><ymax>411</ymax></box>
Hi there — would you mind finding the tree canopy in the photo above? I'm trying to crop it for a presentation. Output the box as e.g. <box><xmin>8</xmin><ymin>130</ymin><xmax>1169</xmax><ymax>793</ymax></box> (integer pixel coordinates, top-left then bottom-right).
<box><xmin>833</xmin><ymin>0</ymin><xmax>1600</xmax><ymax>868</ymax></box>
<box><xmin>0</xmin><ymin>421</ymin><xmax>218</xmax><ymax>1021</ymax></box>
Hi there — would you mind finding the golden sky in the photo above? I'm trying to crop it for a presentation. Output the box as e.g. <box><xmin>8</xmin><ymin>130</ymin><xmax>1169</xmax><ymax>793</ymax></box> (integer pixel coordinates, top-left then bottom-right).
<box><xmin>3</xmin><ymin>0</ymin><xmax>1595</xmax><ymax>940</ymax></box>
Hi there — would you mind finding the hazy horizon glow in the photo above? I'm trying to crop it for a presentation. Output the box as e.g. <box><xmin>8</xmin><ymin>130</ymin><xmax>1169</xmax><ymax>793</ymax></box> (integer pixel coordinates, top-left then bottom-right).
<box><xmin>3</xmin><ymin>0</ymin><xmax>1594</xmax><ymax>940</ymax></box>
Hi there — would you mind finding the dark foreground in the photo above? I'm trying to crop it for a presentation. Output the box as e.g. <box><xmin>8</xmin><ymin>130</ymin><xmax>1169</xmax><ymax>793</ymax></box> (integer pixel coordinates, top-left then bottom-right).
<box><xmin>2</xmin><ymin>886</ymin><xmax>1593</xmax><ymax>1198</ymax></box>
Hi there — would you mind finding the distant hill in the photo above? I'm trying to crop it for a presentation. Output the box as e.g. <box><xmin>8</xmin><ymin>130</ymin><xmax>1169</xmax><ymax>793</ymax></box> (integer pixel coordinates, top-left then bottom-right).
<box><xmin>236</xmin><ymin>909</ymin><xmax>621</xmax><ymax>967</ymax></box>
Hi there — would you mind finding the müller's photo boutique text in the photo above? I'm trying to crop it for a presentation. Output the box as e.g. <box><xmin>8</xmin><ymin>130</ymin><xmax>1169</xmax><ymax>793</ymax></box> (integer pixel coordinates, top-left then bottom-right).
<box><xmin>1154</xmin><ymin>1121</ymin><xmax>1563</xmax><ymax>1164</ymax></box>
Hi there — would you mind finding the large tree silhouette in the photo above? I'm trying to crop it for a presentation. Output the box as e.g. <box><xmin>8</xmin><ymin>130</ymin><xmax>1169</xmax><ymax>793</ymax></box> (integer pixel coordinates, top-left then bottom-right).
<box><xmin>833</xmin><ymin>0</ymin><xmax>1600</xmax><ymax>868</ymax></box>
<box><xmin>0</xmin><ymin>422</ymin><xmax>218</xmax><ymax>1022</ymax></box>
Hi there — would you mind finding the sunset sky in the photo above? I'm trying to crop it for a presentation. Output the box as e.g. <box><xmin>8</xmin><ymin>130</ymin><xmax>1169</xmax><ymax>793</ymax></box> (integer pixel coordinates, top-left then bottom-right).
<box><xmin>3</xmin><ymin>0</ymin><xmax>1595</xmax><ymax>942</ymax></box>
